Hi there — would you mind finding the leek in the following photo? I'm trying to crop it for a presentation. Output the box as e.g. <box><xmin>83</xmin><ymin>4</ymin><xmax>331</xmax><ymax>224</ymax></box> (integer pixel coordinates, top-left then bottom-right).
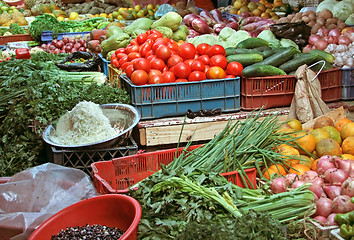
<box><xmin>55</xmin><ymin>70</ymin><xmax>107</xmax><ymax>85</ymax></box>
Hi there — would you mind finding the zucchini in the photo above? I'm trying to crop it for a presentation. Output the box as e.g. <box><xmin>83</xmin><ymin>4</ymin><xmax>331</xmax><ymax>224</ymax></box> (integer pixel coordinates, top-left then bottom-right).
<box><xmin>262</xmin><ymin>49</ymin><xmax>276</xmax><ymax>58</ymax></box>
<box><xmin>310</xmin><ymin>49</ymin><xmax>335</xmax><ymax>64</ymax></box>
<box><xmin>226</xmin><ymin>53</ymin><xmax>263</xmax><ymax>67</ymax></box>
<box><xmin>242</xmin><ymin>64</ymin><xmax>287</xmax><ymax>78</ymax></box>
<box><xmin>225</xmin><ymin>47</ymin><xmax>237</xmax><ymax>56</ymax></box>
<box><xmin>237</xmin><ymin>38</ymin><xmax>269</xmax><ymax>49</ymax></box>
<box><xmin>279</xmin><ymin>53</ymin><xmax>318</xmax><ymax>73</ymax></box>
<box><xmin>253</xmin><ymin>47</ymin><xmax>298</xmax><ymax>67</ymax></box>
<box><xmin>254</xmin><ymin>46</ymin><xmax>271</xmax><ymax>52</ymax></box>
<box><xmin>234</xmin><ymin>48</ymin><xmax>263</xmax><ymax>55</ymax></box>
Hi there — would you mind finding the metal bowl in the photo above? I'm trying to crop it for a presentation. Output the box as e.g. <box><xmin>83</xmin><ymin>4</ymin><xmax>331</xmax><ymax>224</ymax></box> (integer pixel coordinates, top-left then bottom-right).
<box><xmin>42</xmin><ymin>103</ymin><xmax>140</xmax><ymax>150</ymax></box>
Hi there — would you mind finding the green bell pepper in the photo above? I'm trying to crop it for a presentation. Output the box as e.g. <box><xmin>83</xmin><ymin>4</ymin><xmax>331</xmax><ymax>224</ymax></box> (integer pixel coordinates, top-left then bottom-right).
<box><xmin>340</xmin><ymin>224</ymin><xmax>354</xmax><ymax>240</ymax></box>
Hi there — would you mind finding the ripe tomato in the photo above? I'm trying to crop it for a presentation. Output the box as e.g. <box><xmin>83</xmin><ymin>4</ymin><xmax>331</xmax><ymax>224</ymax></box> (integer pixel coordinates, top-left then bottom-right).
<box><xmin>152</xmin><ymin>41</ymin><xmax>166</xmax><ymax>53</ymax></box>
<box><xmin>139</xmin><ymin>43</ymin><xmax>152</xmax><ymax>57</ymax></box>
<box><xmin>209</xmin><ymin>55</ymin><xmax>227</xmax><ymax>69</ymax></box>
<box><xmin>226</xmin><ymin>62</ymin><xmax>243</xmax><ymax>76</ymax></box>
<box><xmin>150</xmin><ymin>58</ymin><xmax>165</xmax><ymax>71</ymax></box>
<box><xmin>127</xmin><ymin>52</ymin><xmax>141</xmax><ymax>61</ymax></box>
<box><xmin>148</xmin><ymin>69</ymin><xmax>162</xmax><ymax>79</ymax></box>
<box><xmin>162</xmin><ymin>71</ymin><xmax>175</xmax><ymax>83</ymax></box>
<box><xmin>121</xmin><ymin>61</ymin><xmax>132</xmax><ymax>71</ymax></box>
<box><xmin>136</xmin><ymin>32</ymin><xmax>148</xmax><ymax>45</ymax></box>
<box><xmin>146</xmin><ymin>53</ymin><xmax>156</xmax><ymax>61</ymax></box>
<box><xmin>130</xmin><ymin>39</ymin><xmax>138</xmax><ymax>45</ymax></box>
<box><xmin>175</xmin><ymin>79</ymin><xmax>188</xmax><ymax>82</ymax></box>
<box><xmin>118</xmin><ymin>55</ymin><xmax>128</xmax><ymax>66</ymax></box>
<box><xmin>125</xmin><ymin>64</ymin><xmax>134</xmax><ymax>78</ymax></box>
<box><xmin>204</xmin><ymin>65</ymin><xmax>210</xmax><ymax>74</ymax></box>
<box><xmin>184</xmin><ymin>59</ymin><xmax>195</xmax><ymax>67</ymax></box>
<box><xmin>207</xmin><ymin>45</ymin><xmax>226</xmax><ymax>57</ymax></box>
<box><xmin>191</xmin><ymin>60</ymin><xmax>205</xmax><ymax>72</ymax></box>
<box><xmin>155</xmin><ymin>45</ymin><xmax>172</xmax><ymax>61</ymax></box>
<box><xmin>198</xmin><ymin>55</ymin><xmax>210</xmax><ymax>65</ymax></box>
<box><xmin>111</xmin><ymin>58</ymin><xmax>119</xmax><ymax>68</ymax></box>
<box><xmin>126</xmin><ymin>44</ymin><xmax>139</xmax><ymax>54</ymax></box>
<box><xmin>188</xmin><ymin>71</ymin><xmax>206</xmax><ymax>82</ymax></box>
<box><xmin>147</xmin><ymin>33</ymin><xmax>160</xmax><ymax>41</ymax></box>
<box><xmin>167</xmin><ymin>55</ymin><xmax>183</xmax><ymax>68</ymax></box>
<box><xmin>173</xmin><ymin>62</ymin><xmax>191</xmax><ymax>79</ymax></box>
<box><xmin>116</xmin><ymin>53</ymin><xmax>127</xmax><ymax>60</ymax></box>
<box><xmin>148</xmin><ymin>74</ymin><xmax>164</xmax><ymax>84</ymax></box>
<box><xmin>196</xmin><ymin>43</ymin><xmax>211</xmax><ymax>55</ymax></box>
<box><xmin>133</xmin><ymin>58</ymin><xmax>151</xmax><ymax>72</ymax></box>
<box><xmin>167</xmin><ymin>42</ymin><xmax>178</xmax><ymax>52</ymax></box>
<box><xmin>224</xmin><ymin>74</ymin><xmax>236</xmax><ymax>78</ymax></box>
<box><xmin>178</xmin><ymin>43</ymin><xmax>196</xmax><ymax>60</ymax></box>
<box><xmin>131</xmin><ymin>70</ymin><xmax>148</xmax><ymax>85</ymax></box>
<box><xmin>206</xmin><ymin>66</ymin><xmax>226</xmax><ymax>79</ymax></box>
<box><xmin>115</xmin><ymin>48</ymin><xmax>125</xmax><ymax>55</ymax></box>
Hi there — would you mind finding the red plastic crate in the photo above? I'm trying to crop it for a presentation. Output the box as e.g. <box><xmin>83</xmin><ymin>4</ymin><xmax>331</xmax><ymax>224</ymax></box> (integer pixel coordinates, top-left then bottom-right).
<box><xmin>0</xmin><ymin>34</ymin><xmax>32</xmax><ymax>45</ymax></box>
<box><xmin>91</xmin><ymin>146</ymin><xmax>257</xmax><ymax>194</ymax></box>
<box><xmin>241</xmin><ymin>68</ymin><xmax>342</xmax><ymax>110</ymax></box>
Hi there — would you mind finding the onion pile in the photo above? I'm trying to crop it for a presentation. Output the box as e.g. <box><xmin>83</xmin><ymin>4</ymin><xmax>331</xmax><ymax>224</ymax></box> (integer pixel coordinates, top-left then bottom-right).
<box><xmin>270</xmin><ymin>155</ymin><xmax>354</xmax><ymax>226</ymax></box>
<box><xmin>40</xmin><ymin>37</ymin><xmax>87</xmax><ymax>54</ymax></box>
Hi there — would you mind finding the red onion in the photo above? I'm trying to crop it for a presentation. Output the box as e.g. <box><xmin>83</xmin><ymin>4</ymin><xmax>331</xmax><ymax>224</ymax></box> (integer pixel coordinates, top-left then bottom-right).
<box><xmin>323</xmin><ymin>185</ymin><xmax>342</xmax><ymax>200</ymax></box>
<box><xmin>270</xmin><ymin>177</ymin><xmax>287</xmax><ymax>193</ymax></box>
<box><xmin>308</xmin><ymin>35</ymin><xmax>321</xmax><ymax>45</ymax></box>
<box><xmin>329</xmin><ymin>29</ymin><xmax>341</xmax><ymax>38</ymax></box>
<box><xmin>291</xmin><ymin>180</ymin><xmax>305</xmax><ymax>188</ymax></box>
<box><xmin>315</xmin><ymin>39</ymin><xmax>328</xmax><ymax>50</ymax></box>
<box><xmin>327</xmin><ymin>169</ymin><xmax>349</xmax><ymax>185</ymax></box>
<box><xmin>317</xmin><ymin>27</ymin><xmax>329</xmax><ymax>37</ymax></box>
<box><xmin>315</xmin><ymin>197</ymin><xmax>333</xmax><ymax>217</ymax></box>
<box><xmin>52</xmin><ymin>39</ymin><xmax>58</xmax><ymax>45</ymax></box>
<box><xmin>324</xmin><ymin>168</ymin><xmax>338</xmax><ymax>183</ymax></box>
<box><xmin>332</xmin><ymin>195</ymin><xmax>354</xmax><ymax>213</ymax></box>
<box><xmin>327</xmin><ymin>36</ymin><xmax>338</xmax><ymax>44</ymax></box>
<box><xmin>338</xmin><ymin>36</ymin><xmax>351</xmax><ymax>46</ymax></box>
<box><xmin>314</xmin><ymin>215</ymin><xmax>327</xmax><ymax>225</ymax></box>
<box><xmin>317</xmin><ymin>155</ymin><xmax>336</xmax><ymax>175</ymax></box>
<box><xmin>335</xmin><ymin>158</ymin><xmax>354</xmax><ymax>174</ymax></box>
<box><xmin>284</xmin><ymin>173</ymin><xmax>299</xmax><ymax>187</ymax></box>
<box><xmin>301</xmin><ymin>170</ymin><xmax>319</xmax><ymax>183</ymax></box>
<box><xmin>341</xmin><ymin>177</ymin><xmax>354</xmax><ymax>197</ymax></box>
<box><xmin>326</xmin><ymin>213</ymin><xmax>338</xmax><ymax>226</ymax></box>
<box><xmin>309</xmin><ymin>178</ymin><xmax>326</xmax><ymax>199</ymax></box>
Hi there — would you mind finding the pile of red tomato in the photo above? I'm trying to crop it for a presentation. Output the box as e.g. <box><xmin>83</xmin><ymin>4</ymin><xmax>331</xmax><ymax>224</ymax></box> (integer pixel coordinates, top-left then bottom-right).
<box><xmin>110</xmin><ymin>30</ymin><xmax>243</xmax><ymax>86</ymax></box>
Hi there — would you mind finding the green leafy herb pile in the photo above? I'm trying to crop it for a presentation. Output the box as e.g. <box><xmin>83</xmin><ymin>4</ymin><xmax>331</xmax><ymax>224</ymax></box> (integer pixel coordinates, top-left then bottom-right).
<box><xmin>0</xmin><ymin>52</ymin><xmax>130</xmax><ymax>176</ymax></box>
<box><xmin>0</xmin><ymin>23</ymin><xmax>27</xmax><ymax>36</ymax></box>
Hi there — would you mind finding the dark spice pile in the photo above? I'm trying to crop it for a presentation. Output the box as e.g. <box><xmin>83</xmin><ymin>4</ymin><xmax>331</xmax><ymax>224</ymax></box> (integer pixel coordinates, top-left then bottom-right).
<box><xmin>51</xmin><ymin>224</ymin><xmax>124</xmax><ymax>240</ymax></box>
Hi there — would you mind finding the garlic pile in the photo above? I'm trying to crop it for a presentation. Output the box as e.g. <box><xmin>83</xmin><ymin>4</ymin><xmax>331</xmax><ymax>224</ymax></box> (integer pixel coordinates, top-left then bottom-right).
<box><xmin>325</xmin><ymin>42</ymin><xmax>354</xmax><ymax>68</ymax></box>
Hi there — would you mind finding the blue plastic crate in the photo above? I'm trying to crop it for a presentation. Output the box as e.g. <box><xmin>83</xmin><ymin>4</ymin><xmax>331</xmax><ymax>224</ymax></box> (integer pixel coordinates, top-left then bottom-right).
<box><xmin>120</xmin><ymin>75</ymin><xmax>240</xmax><ymax>120</ymax></box>
<box><xmin>341</xmin><ymin>67</ymin><xmax>354</xmax><ymax>100</ymax></box>
<box><xmin>98</xmin><ymin>53</ymin><xmax>110</xmax><ymax>77</ymax></box>
<box><xmin>40</xmin><ymin>31</ymin><xmax>90</xmax><ymax>43</ymax></box>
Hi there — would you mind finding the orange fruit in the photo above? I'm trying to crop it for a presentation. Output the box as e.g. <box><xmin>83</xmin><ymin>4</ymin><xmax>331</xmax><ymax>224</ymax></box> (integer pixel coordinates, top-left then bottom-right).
<box><xmin>252</xmin><ymin>8</ymin><xmax>262</xmax><ymax>16</ymax></box>
<box><xmin>298</xmin><ymin>155</ymin><xmax>314</xmax><ymax>169</ymax></box>
<box><xmin>341</xmin><ymin>122</ymin><xmax>354</xmax><ymax>140</ymax></box>
<box><xmin>323</xmin><ymin>126</ymin><xmax>342</xmax><ymax>146</ymax></box>
<box><xmin>335</xmin><ymin>118</ymin><xmax>352</xmax><ymax>133</ymax></box>
<box><xmin>261</xmin><ymin>12</ymin><xmax>270</xmax><ymax>18</ymax></box>
<box><xmin>311</xmin><ymin>128</ymin><xmax>331</xmax><ymax>144</ymax></box>
<box><xmin>277</xmin><ymin>144</ymin><xmax>300</xmax><ymax>167</ymax></box>
<box><xmin>289</xmin><ymin>164</ymin><xmax>311</xmax><ymax>175</ymax></box>
<box><xmin>257</xmin><ymin>4</ymin><xmax>266</xmax><ymax>11</ymax></box>
<box><xmin>316</xmin><ymin>138</ymin><xmax>342</xmax><ymax>157</ymax></box>
<box><xmin>292</xmin><ymin>130</ymin><xmax>316</xmax><ymax>155</ymax></box>
<box><xmin>287</xmin><ymin>119</ymin><xmax>302</xmax><ymax>131</ymax></box>
<box><xmin>263</xmin><ymin>164</ymin><xmax>287</xmax><ymax>180</ymax></box>
<box><xmin>342</xmin><ymin>136</ymin><xmax>354</xmax><ymax>155</ymax></box>
<box><xmin>312</xmin><ymin>158</ymin><xmax>320</xmax><ymax>171</ymax></box>
<box><xmin>313</xmin><ymin>116</ymin><xmax>334</xmax><ymax>129</ymax></box>
<box><xmin>340</xmin><ymin>154</ymin><xmax>354</xmax><ymax>160</ymax></box>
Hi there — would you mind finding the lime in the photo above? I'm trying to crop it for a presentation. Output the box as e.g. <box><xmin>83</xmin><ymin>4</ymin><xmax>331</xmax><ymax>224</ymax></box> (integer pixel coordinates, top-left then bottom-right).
<box><xmin>1</xmin><ymin>6</ymin><xmax>9</xmax><ymax>12</ymax></box>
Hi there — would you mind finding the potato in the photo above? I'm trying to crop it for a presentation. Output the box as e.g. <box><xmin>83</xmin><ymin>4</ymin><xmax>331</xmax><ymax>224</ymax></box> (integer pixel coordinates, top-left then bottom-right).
<box><xmin>318</xmin><ymin>9</ymin><xmax>333</xmax><ymax>19</ymax></box>
<box><xmin>287</xmin><ymin>14</ymin><xmax>295</xmax><ymax>20</ymax></box>
<box><xmin>327</xmin><ymin>23</ymin><xmax>337</xmax><ymax>30</ymax></box>
<box><xmin>295</xmin><ymin>12</ymin><xmax>303</xmax><ymax>18</ymax></box>
<box><xmin>307</xmin><ymin>20</ymin><xmax>316</xmax><ymax>27</ymax></box>
<box><xmin>311</xmin><ymin>23</ymin><xmax>322</xmax><ymax>34</ymax></box>
<box><xmin>317</xmin><ymin>17</ymin><xmax>325</xmax><ymax>26</ymax></box>
<box><xmin>337</xmin><ymin>20</ymin><xmax>346</xmax><ymax>30</ymax></box>
<box><xmin>326</xmin><ymin>17</ymin><xmax>338</xmax><ymax>24</ymax></box>
<box><xmin>308</xmin><ymin>12</ymin><xmax>316</xmax><ymax>21</ymax></box>
<box><xmin>302</xmin><ymin>16</ymin><xmax>310</xmax><ymax>22</ymax></box>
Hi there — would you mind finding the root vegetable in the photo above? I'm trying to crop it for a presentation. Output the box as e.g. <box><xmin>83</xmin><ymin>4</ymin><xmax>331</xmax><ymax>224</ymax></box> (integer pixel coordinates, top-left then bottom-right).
<box><xmin>315</xmin><ymin>197</ymin><xmax>333</xmax><ymax>217</ymax></box>
<box><xmin>301</xmin><ymin>170</ymin><xmax>319</xmax><ymax>182</ymax></box>
<box><xmin>326</xmin><ymin>169</ymin><xmax>349</xmax><ymax>185</ymax></box>
<box><xmin>309</xmin><ymin>178</ymin><xmax>326</xmax><ymax>199</ymax></box>
<box><xmin>292</xmin><ymin>180</ymin><xmax>305</xmax><ymax>188</ymax></box>
<box><xmin>329</xmin><ymin>28</ymin><xmax>341</xmax><ymax>38</ymax></box>
<box><xmin>335</xmin><ymin>158</ymin><xmax>354</xmax><ymax>174</ymax></box>
<box><xmin>317</xmin><ymin>155</ymin><xmax>336</xmax><ymax>175</ymax></box>
<box><xmin>314</xmin><ymin>215</ymin><xmax>327</xmax><ymax>225</ymax></box>
<box><xmin>332</xmin><ymin>195</ymin><xmax>354</xmax><ymax>213</ymax></box>
<box><xmin>341</xmin><ymin>177</ymin><xmax>354</xmax><ymax>197</ymax></box>
<box><xmin>270</xmin><ymin>177</ymin><xmax>287</xmax><ymax>193</ymax></box>
<box><xmin>284</xmin><ymin>173</ymin><xmax>299</xmax><ymax>187</ymax></box>
<box><xmin>315</xmin><ymin>39</ymin><xmax>328</xmax><ymax>50</ymax></box>
<box><xmin>338</xmin><ymin>36</ymin><xmax>351</xmax><ymax>45</ymax></box>
<box><xmin>326</xmin><ymin>213</ymin><xmax>337</xmax><ymax>226</ymax></box>
<box><xmin>323</xmin><ymin>185</ymin><xmax>342</xmax><ymax>200</ymax></box>
<box><xmin>309</xmin><ymin>34</ymin><xmax>321</xmax><ymax>45</ymax></box>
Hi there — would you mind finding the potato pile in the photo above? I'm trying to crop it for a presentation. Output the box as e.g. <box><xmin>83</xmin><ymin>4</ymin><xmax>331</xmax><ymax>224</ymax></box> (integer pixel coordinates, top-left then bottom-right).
<box><xmin>277</xmin><ymin>9</ymin><xmax>347</xmax><ymax>34</ymax></box>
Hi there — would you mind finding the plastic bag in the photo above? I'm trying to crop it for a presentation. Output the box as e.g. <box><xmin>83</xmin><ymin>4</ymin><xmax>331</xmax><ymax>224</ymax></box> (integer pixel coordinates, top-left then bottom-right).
<box><xmin>0</xmin><ymin>163</ymin><xmax>98</xmax><ymax>240</ymax></box>
<box><xmin>154</xmin><ymin>4</ymin><xmax>177</xmax><ymax>18</ymax></box>
<box><xmin>55</xmin><ymin>51</ymin><xmax>101</xmax><ymax>72</ymax></box>
<box><xmin>288</xmin><ymin>64</ymin><xmax>330</xmax><ymax>123</ymax></box>
<box><xmin>270</xmin><ymin>21</ymin><xmax>311</xmax><ymax>49</ymax></box>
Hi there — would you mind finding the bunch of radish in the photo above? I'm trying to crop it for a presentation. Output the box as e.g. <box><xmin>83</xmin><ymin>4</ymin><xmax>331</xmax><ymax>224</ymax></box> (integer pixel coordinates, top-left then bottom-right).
<box><xmin>40</xmin><ymin>37</ymin><xmax>87</xmax><ymax>54</ymax></box>
<box><xmin>270</xmin><ymin>155</ymin><xmax>354</xmax><ymax>226</ymax></box>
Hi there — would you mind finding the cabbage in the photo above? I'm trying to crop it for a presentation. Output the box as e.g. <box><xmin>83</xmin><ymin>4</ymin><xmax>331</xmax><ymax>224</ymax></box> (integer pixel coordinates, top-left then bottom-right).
<box><xmin>345</xmin><ymin>13</ymin><xmax>354</xmax><ymax>25</ymax></box>
<box><xmin>316</xmin><ymin>0</ymin><xmax>338</xmax><ymax>12</ymax></box>
<box><xmin>280</xmin><ymin>38</ymin><xmax>300</xmax><ymax>50</ymax></box>
<box><xmin>227</xmin><ymin>30</ymin><xmax>251</xmax><ymax>47</ymax></box>
<box><xmin>218</xmin><ymin>27</ymin><xmax>236</xmax><ymax>41</ymax></box>
<box><xmin>332</xmin><ymin>1</ymin><xmax>354</xmax><ymax>21</ymax></box>
<box><xmin>257</xmin><ymin>30</ymin><xmax>281</xmax><ymax>49</ymax></box>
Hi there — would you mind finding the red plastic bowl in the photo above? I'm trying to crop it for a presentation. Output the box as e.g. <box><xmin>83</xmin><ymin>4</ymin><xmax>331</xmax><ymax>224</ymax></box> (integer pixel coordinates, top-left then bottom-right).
<box><xmin>28</xmin><ymin>194</ymin><xmax>142</xmax><ymax>240</ymax></box>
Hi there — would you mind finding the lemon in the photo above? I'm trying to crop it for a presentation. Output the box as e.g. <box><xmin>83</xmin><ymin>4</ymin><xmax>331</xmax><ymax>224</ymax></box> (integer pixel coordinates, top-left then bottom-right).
<box><xmin>57</xmin><ymin>16</ymin><xmax>65</xmax><ymax>21</ymax></box>
<box><xmin>99</xmin><ymin>13</ymin><xmax>107</xmax><ymax>18</ymax></box>
<box><xmin>69</xmin><ymin>11</ymin><xmax>79</xmax><ymax>20</ymax></box>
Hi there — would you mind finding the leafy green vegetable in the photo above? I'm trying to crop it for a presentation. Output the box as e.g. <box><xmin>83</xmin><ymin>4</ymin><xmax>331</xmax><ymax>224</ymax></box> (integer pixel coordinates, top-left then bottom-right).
<box><xmin>332</xmin><ymin>0</ymin><xmax>354</xmax><ymax>21</ymax></box>
<box><xmin>257</xmin><ymin>30</ymin><xmax>280</xmax><ymax>49</ymax></box>
<box><xmin>315</xmin><ymin>0</ymin><xmax>338</xmax><ymax>12</ymax></box>
<box><xmin>0</xmin><ymin>57</ymin><xmax>130</xmax><ymax>176</ymax></box>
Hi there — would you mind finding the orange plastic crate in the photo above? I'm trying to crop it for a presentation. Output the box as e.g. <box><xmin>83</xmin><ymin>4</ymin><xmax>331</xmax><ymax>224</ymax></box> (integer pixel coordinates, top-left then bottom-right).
<box><xmin>241</xmin><ymin>68</ymin><xmax>341</xmax><ymax>110</ymax></box>
<box><xmin>91</xmin><ymin>146</ymin><xmax>257</xmax><ymax>194</ymax></box>
<box><xmin>0</xmin><ymin>34</ymin><xmax>32</xmax><ymax>45</ymax></box>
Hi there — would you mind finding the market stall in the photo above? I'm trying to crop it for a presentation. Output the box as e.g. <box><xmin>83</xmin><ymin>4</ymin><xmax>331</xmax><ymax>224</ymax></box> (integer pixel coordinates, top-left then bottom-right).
<box><xmin>0</xmin><ymin>0</ymin><xmax>353</xmax><ymax>239</ymax></box>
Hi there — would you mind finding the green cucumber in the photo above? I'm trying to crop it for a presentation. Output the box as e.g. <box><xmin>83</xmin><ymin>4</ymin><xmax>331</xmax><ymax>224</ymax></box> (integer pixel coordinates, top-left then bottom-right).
<box><xmin>254</xmin><ymin>46</ymin><xmax>271</xmax><ymax>52</ymax></box>
<box><xmin>234</xmin><ymin>48</ymin><xmax>263</xmax><ymax>55</ymax></box>
<box><xmin>226</xmin><ymin>53</ymin><xmax>263</xmax><ymax>67</ymax></box>
<box><xmin>225</xmin><ymin>47</ymin><xmax>237</xmax><ymax>56</ymax></box>
<box><xmin>237</xmin><ymin>38</ymin><xmax>269</xmax><ymax>49</ymax></box>
<box><xmin>279</xmin><ymin>53</ymin><xmax>318</xmax><ymax>73</ymax></box>
<box><xmin>253</xmin><ymin>47</ymin><xmax>298</xmax><ymax>67</ymax></box>
<box><xmin>310</xmin><ymin>49</ymin><xmax>335</xmax><ymax>64</ymax></box>
<box><xmin>262</xmin><ymin>49</ymin><xmax>276</xmax><ymax>58</ymax></box>
<box><xmin>242</xmin><ymin>64</ymin><xmax>287</xmax><ymax>78</ymax></box>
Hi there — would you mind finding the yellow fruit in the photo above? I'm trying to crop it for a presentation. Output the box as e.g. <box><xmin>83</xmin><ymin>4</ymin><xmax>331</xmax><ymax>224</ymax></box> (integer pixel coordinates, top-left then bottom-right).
<box><xmin>277</xmin><ymin>144</ymin><xmax>300</xmax><ymax>167</ymax></box>
<box><xmin>323</xmin><ymin>126</ymin><xmax>342</xmax><ymax>146</ymax></box>
<box><xmin>57</xmin><ymin>16</ymin><xmax>64</xmax><ymax>21</ymax></box>
<box><xmin>147</xmin><ymin>4</ymin><xmax>154</xmax><ymax>10</ymax></box>
<box><xmin>316</xmin><ymin>138</ymin><xmax>342</xmax><ymax>157</ymax></box>
<box><xmin>134</xmin><ymin>4</ymin><xmax>142</xmax><ymax>11</ymax></box>
<box><xmin>298</xmin><ymin>155</ymin><xmax>314</xmax><ymax>169</ymax></box>
<box><xmin>341</xmin><ymin>122</ymin><xmax>354</xmax><ymax>140</ymax></box>
<box><xmin>69</xmin><ymin>11</ymin><xmax>79</xmax><ymax>20</ymax></box>
<box><xmin>99</xmin><ymin>13</ymin><xmax>107</xmax><ymax>18</ymax></box>
<box><xmin>287</xmin><ymin>118</ymin><xmax>302</xmax><ymax>131</ymax></box>
<box><xmin>311</xmin><ymin>128</ymin><xmax>331</xmax><ymax>144</ymax></box>
<box><xmin>340</xmin><ymin>154</ymin><xmax>354</xmax><ymax>160</ymax></box>
<box><xmin>292</xmin><ymin>130</ymin><xmax>316</xmax><ymax>155</ymax></box>
<box><xmin>342</xmin><ymin>136</ymin><xmax>354</xmax><ymax>155</ymax></box>
<box><xmin>234</xmin><ymin>1</ymin><xmax>243</xmax><ymax>9</ymax></box>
